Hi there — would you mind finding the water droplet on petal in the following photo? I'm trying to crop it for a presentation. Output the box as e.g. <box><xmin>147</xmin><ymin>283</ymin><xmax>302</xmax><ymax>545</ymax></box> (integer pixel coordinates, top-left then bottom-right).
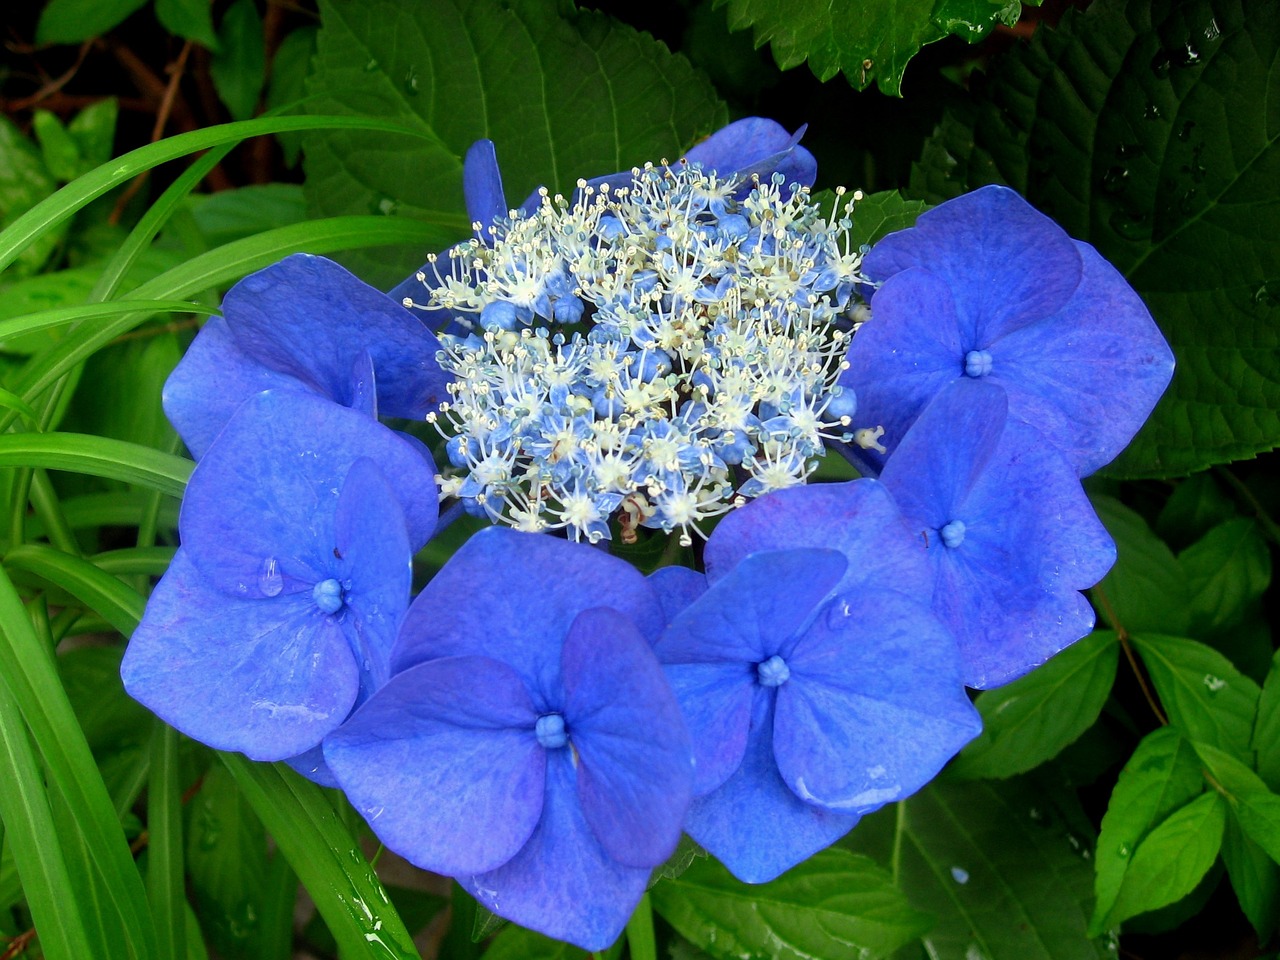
<box><xmin>826</xmin><ymin>598</ymin><xmax>853</xmax><ymax>628</ymax></box>
<box><xmin>241</xmin><ymin>272</ymin><xmax>271</xmax><ymax>294</ymax></box>
<box><xmin>259</xmin><ymin>557</ymin><xmax>283</xmax><ymax>597</ymax></box>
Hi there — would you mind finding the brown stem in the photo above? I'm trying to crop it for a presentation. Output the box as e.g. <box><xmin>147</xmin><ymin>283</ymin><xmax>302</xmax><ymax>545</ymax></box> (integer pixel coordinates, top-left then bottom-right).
<box><xmin>2</xmin><ymin>39</ymin><xmax>93</xmax><ymax>112</ymax></box>
<box><xmin>0</xmin><ymin>929</ymin><xmax>36</xmax><ymax>960</ymax></box>
<box><xmin>1215</xmin><ymin>465</ymin><xmax>1280</xmax><ymax>547</ymax></box>
<box><xmin>1092</xmin><ymin>583</ymin><xmax>1168</xmax><ymax>726</ymax></box>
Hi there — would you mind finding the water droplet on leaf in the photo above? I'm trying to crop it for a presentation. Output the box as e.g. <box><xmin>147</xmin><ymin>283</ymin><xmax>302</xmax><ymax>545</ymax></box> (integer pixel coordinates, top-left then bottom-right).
<box><xmin>1253</xmin><ymin>281</ymin><xmax>1280</xmax><ymax>307</ymax></box>
<box><xmin>1102</xmin><ymin>167</ymin><xmax>1129</xmax><ymax>194</ymax></box>
<box><xmin>1177</xmin><ymin>120</ymin><xmax>1196</xmax><ymax>142</ymax></box>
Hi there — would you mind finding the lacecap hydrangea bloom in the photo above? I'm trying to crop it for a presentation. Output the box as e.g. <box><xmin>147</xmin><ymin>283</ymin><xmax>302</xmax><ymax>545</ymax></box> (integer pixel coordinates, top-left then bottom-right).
<box><xmin>123</xmin><ymin>116</ymin><xmax>1175</xmax><ymax>950</ymax></box>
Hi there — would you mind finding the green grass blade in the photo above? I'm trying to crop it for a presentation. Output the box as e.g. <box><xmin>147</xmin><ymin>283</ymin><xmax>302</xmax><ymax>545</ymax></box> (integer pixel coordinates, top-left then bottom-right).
<box><xmin>0</xmin><ymin>300</ymin><xmax>216</xmax><ymax>343</ymax></box>
<box><xmin>0</xmin><ymin>562</ymin><xmax>157</xmax><ymax>958</ymax></box>
<box><xmin>148</xmin><ymin>723</ymin><xmax>186</xmax><ymax>960</ymax></box>
<box><xmin>5</xmin><ymin>544</ymin><xmax>146</xmax><ymax>636</ymax></box>
<box><xmin>93</xmin><ymin>546</ymin><xmax>177</xmax><ymax>578</ymax></box>
<box><xmin>0</xmin><ymin>115</ymin><xmax>457</xmax><ymax>276</ymax></box>
<box><xmin>220</xmin><ymin>755</ymin><xmax>422</xmax><ymax>960</ymax></box>
<box><xmin>0</xmin><ymin>679</ymin><xmax>98</xmax><ymax>960</ymax></box>
<box><xmin>0</xmin><ymin>433</ymin><xmax>191</xmax><ymax>497</ymax></box>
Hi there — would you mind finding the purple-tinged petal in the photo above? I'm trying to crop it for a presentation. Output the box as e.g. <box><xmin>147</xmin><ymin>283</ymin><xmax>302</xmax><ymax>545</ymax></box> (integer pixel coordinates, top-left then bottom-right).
<box><xmin>391</xmin><ymin>527</ymin><xmax>662</xmax><ymax>703</ymax></box>
<box><xmin>880</xmin><ymin>379</ymin><xmax>1116</xmax><ymax>688</ymax></box>
<box><xmin>862</xmin><ymin>185</ymin><xmax>1082</xmax><ymax>345</ymax></box>
<box><xmin>324</xmin><ymin>656</ymin><xmax>544</xmax><ymax>876</ymax></box>
<box><xmin>773</xmin><ymin>589</ymin><xmax>979</xmax><ymax>814</ymax></box>
<box><xmin>334</xmin><ymin>457</ymin><xmax>413</xmax><ymax>695</ymax></box>
<box><xmin>180</xmin><ymin>390</ymin><xmax>437</xmax><ymax>598</ymax></box>
<box><xmin>837</xmin><ymin>266</ymin><xmax>969</xmax><ymax>468</ymax></box>
<box><xmin>647</xmin><ymin>565</ymin><xmax>707</xmax><ymax>624</ymax></box>
<box><xmin>223</xmin><ymin>253</ymin><xmax>451</xmax><ymax>420</ymax></box>
<box><xmin>563</xmin><ymin>607</ymin><xmax>692</xmax><ymax>868</ymax></box>
<box><xmin>684</xmin><ymin>117</ymin><xmax>817</xmax><ymax>189</ymax></box>
<box><xmin>464</xmin><ymin>140</ymin><xmax>508</xmax><ymax>229</ymax></box>
<box><xmin>685</xmin><ymin>691</ymin><xmax>858</xmax><ymax>884</ymax></box>
<box><xmin>703</xmin><ymin>478</ymin><xmax>929</xmax><ymax>597</ymax></box>
<box><xmin>991</xmin><ymin>242</ymin><xmax>1175</xmax><ymax>475</ymax></box>
<box><xmin>121</xmin><ymin>550</ymin><xmax>358</xmax><ymax>761</ymax></box>
<box><xmin>462</xmin><ymin>750</ymin><xmax>650</xmax><ymax>951</ymax></box>
<box><xmin>162</xmin><ymin>316</ymin><xmax>305</xmax><ymax>459</ymax></box>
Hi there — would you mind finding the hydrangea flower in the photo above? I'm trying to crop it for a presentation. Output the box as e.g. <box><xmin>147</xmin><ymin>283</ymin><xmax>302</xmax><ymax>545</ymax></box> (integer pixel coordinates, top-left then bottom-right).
<box><xmin>164</xmin><ymin>253</ymin><xmax>451</xmax><ymax>458</ymax></box>
<box><xmin>877</xmin><ymin>379</ymin><xmax>1116</xmax><ymax>688</ymax></box>
<box><xmin>838</xmin><ymin>185</ymin><xmax>1175</xmax><ymax>476</ymax></box>
<box><xmin>122</xmin><ymin>389</ymin><xmax>435</xmax><ymax>762</ymax></box>
<box><xmin>323</xmin><ymin>527</ymin><xmax>691</xmax><ymax>950</ymax></box>
<box><xmin>654</xmin><ymin>543</ymin><xmax>979</xmax><ymax>883</ymax></box>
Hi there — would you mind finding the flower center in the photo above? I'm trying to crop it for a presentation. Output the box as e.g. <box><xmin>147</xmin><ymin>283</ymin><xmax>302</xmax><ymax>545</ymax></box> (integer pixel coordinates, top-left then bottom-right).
<box><xmin>535</xmin><ymin>713</ymin><xmax>568</xmax><ymax>750</ymax></box>
<box><xmin>416</xmin><ymin>168</ymin><xmax>888</xmax><ymax>547</ymax></box>
<box><xmin>312</xmin><ymin>578</ymin><xmax>344</xmax><ymax>614</ymax></box>
<box><xmin>757</xmin><ymin>654</ymin><xmax>791</xmax><ymax>687</ymax></box>
<box><xmin>940</xmin><ymin>520</ymin><xmax>967</xmax><ymax>548</ymax></box>
<box><xmin>964</xmin><ymin>349</ymin><xmax>993</xmax><ymax>378</ymax></box>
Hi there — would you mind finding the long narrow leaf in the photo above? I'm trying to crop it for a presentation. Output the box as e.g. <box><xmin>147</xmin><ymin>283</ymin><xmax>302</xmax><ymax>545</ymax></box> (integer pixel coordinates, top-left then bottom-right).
<box><xmin>0</xmin><ymin>563</ymin><xmax>157</xmax><ymax>958</ymax></box>
<box><xmin>0</xmin><ymin>679</ymin><xmax>98</xmax><ymax>960</ymax></box>
<box><xmin>221</xmin><ymin>755</ymin><xmax>422</xmax><ymax>960</ymax></box>
<box><xmin>148</xmin><ymin>723</ymin><xmax>186</xmax><ymax>960</ymax></box>
<box><xmin>0</xmin><ymin>300</ymin><xmax>217</xmax><ymax>344</ymax></box>
<box><xmin>5</xmin><ymin>544</ymin><xmax>147</xmax><ymax>636</ymax></box>
<box><xmin>0</xmin><ymin>115</ymin><xmax>459</xmax><ymax>275</ymax></box>
<box><xmin>0</xmin><ymin>433</ymin><xmax>191</xmax><ymax>497</ymax></box>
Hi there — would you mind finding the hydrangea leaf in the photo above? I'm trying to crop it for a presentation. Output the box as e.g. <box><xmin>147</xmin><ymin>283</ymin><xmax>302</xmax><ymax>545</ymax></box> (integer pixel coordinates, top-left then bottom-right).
<box><xmin>1254</xmin><ymin>649</ymin><xmax>1280</xmax><ymax>792</ymax></box>
<box><xmin>910</xmin><ymin>0</ymin><xmax>1280</xmax><ymax>477</ymax></box>
<box><xmin>846</xmin><ymin>778</ymin><xmax>1106</xmax><ymax>960</ymax></box>
<box><xmin>845</xmin><ymin>189</ymin><xmax>930</xmax><ymax>249</ymax></box>
<box><xmin>949</xmin><ymin>629</ymin><xmax>1120</xmax><ymax>781</ymax></box>
<box><xmin>1221</xmin><ymin>816</ymin><xmax>1280</xmax><ymax>945</ymax></box>
<box><xmin>35</xmin><ymin>0</ymin><xmax>148</xmax><ymax>44</ymax></box>
<box><xmin>303</xmin><ymin>0</ymin><xmax>727</xmax><ymax>286</ymax></box>
<box><xmin>1177</xmin><ymin>517</ymin><xmax>1271</xmax><ymax>634</ymax></box>
<box><xmin>1130</xmin><ymin>633</ymin><xmax>1261</xmax><ymax>761</ymax></box>
<box><xmin>713</xmin><ymin>0</ymin><xmax>1040</xmax><ymax>96</ymax></box>
<box><xmin>1090</xmin><ymin>495</ymin><xmax>1191</xmax><ymax>636</ymax></box>
<box><xmin>650</xmin><ymin>847</ymin><xmax>929</xmax><ymax>960</ymax></box>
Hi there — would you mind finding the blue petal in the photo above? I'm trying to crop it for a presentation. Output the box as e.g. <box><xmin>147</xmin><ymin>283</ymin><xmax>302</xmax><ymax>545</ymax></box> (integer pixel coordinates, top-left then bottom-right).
<box><xmin>285</xmin><ymin>744</ymin><xmax>338</xmax><ymax>788</ymax></box>
<box><xmin>684</xmin><ymin>117</ymin><xmax>817</xmax><ymax>189</ymax></box>
<box><xmin>462</xmin><ymin>750</ymin><xmax>651</xmax><ymax>951</ymax></box>
<box><xmin>334</xmin><ymin>457</ymin><xmax>413</xmax><ymax>695</ymax></box>
<box><xmin>464</xmin><ymin>140</ymin><xmax>508</xmax><ymax>229</ymax></box>
<box><xmin>223</xmin><ymin>253</ymin><xmax>451</xmax><ymax>420</ymax></box>
<box><xmin>986</xmin><ymin>242</ymin><xmax>1176</xmax><ymax>475</ymax></box>
<box><xmin>391</xmin><ymin>527</ymin><xmax>663</xmax><ymax>704</ymax></box>
<box><xmin>121</xmin><ymin>550</ymin><xmax>358</xmax><ymax>760</ymax></box>
<box><xmin>162</xmin><ymin>316</ymin><xmax>305</xmax><ymax>459</ymax></box>
<box><xmin>773</xmin><ymin>588</ymin><xmax>979</xmax><ymax>813</ymax></box>
<box><xmin>862</xmin><ymin>185</ymin><xmax>1082</xmax><ymax>346</ymax></box>
<box><xmin>180</xmin><ymin>390</ymin><xmax>437</xmax><ymax>598</ymax></box>
<box><xmin>880</xmin><ymin>380</ymin><xmax>1117</xmax><ymax>687</ymax></box>
<box><xmin>655</xmin><ymin>550</ymin><xmax>848</xmax><ymax>796</ymax></box>
<box><xmin>684</xmin><ymin>692</ymin><xmax>858</xmax><ymax>884</ymax></box>
<box><xmin>562</xmin><ymin>607</ymin><xmax>692</xmax><ymax>868</ymax></box>
<box><xmin>647</xmin><ymin>565</ymin><xmax>707</xmax><ymax>624</ymax></box>
<box><xmin>838</xmin><ymin>266</ymin><xmax>969</xmax><ymax>468</ymax></box>
<box><xmin>323</xmin><ymin>656</ymin><xmax>544</xmax><ymax>876</ymax></box>
<box><xmin>703</xmin><ymin>479</ymin><xmax>930</xmax><ymax>599</ymax></box>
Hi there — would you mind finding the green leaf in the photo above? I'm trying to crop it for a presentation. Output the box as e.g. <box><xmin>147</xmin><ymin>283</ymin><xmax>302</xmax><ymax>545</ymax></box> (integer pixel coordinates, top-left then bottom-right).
<box><xmin>0</xmin><ymin>433</ymin><xmax>191</xmax><ymax>498</ymax></box>
<box><xmin>1091</xmin><ymin>727</ymin><xmax>1204</xmax><ymax>933</ymax></box>
<box><xmin>849</xmin><ymin>778</ymin><xmax>1105</xmax><ymax>960</ymax></box>
<box><xmin>1178</xmin><ymin>518</ymin><xmax>1271</xmax><ymax>633</ymax></box>
<box><xmin>713</xmin><ymin>0</ymin><xmax>1040</xmax><ymax>95</ymax></box>
<box><xmin>187</xmin><ymin>184</ymin><xmax>308</xmax><ymax>247</ymax></box>
<box><xmin>1099</xmin><ymin>791</ymin><xmax>1225</xmax><ymax>931</ymax></box>
<box><xmin>35</xmin><ymin>0</ymin><xmax>148</xmax><ymax>44</ymax></box>
<box><xmin>1221</xmin><ymin>816</ymin><xmax>1280</xmax><ymax>944</ymax></box>
<box><xmin>949</xmin><ymin>630</ymin><xmax>1119</xmax><ymax>781</ymax></box>
<box><xmin>1090</xmin><ymin>495</ymin><xmax>1191</xmax><ymax>635</ymax></box>
<box><xmin>211</xmin><ymin>0</ymin><xmax>266</xmax><ymax>121</ymax></box>
<box><xmin>481</xmin><ymin>924</ymin><xmax>581</xmax><ymax>960</ymax></box>
<box><xmin>66</xmin><ymin>98</ymin><xmax>120</xmax><ymax>171</ymax></box>
<box><xmin>847</xmin><ymin>190</ymin><xmax>929</xmax><ymax>248</ymax></box>
<box><xmin>302</xmin><ymin>0</ymin><xmax>728</xmax><ymax>286</ymax></box>
<box><xmin>1190</xmin><ymin>742</ymin><xmax>1280</xmax><ymax>940</ymax></box>
<box><xmin>219</xmin><ymin>756</ymin><xmax>422</xmax><ymax>959</ymax></box>
<box><xmin>264</xmin><ymin>27</ymin><xmax>319</xmax><ymax>166</ymax></box>
<box><xmin>1255</xmin><ymin>650</ymin><xmax>1280</xmax><ymax>791</ymax></box>
<box><xmin>148</xmin><ymin>724</ymin><xmax>186</xmax><ymax>960</ymax></box>
<box><xmin>1155</xmin><ymin>472</ymin><xmax>1239</xmax><ymax>550</ymax></box>
<box><xmin>1131</xmin><ymin>633</ymin><xmax>1261</xmax><ymax>761</ymax></box>
<box><xmin>33</xmin><ymin>109</ymin><xmax>84</xmax><ymax>183</ymax></box>
<box><xmin>910</xmin><ymin>0</ymin><xmax>1280</xmax><ymax>477</ymax></box>
<box><xmin>156</xmin><ymin>0</ymin><xmax>220</xmax><ymax>49</ymax></box>
<box><xmin>5</xmin><ymin>544</ymin><xmax>145</xmax><ymax>637</ymax></box>
<box><xmin>58</xmin><ymin>646</ymin><xmax>151</xmax><ymax>759</ymax></box>
<box><xmin>650</xmin><ymin>847</ymin><xmax>928</xmax><ymax>960</ymax></box>
<box><xmin>0</xmin><ymin>114</ymin><xmax>61</xmax><ymax>277</ymax></box>
<box><xmin>187</xmin><ymin>763</ymin><xmax>270</xmax><ymax>959</ymax></box>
